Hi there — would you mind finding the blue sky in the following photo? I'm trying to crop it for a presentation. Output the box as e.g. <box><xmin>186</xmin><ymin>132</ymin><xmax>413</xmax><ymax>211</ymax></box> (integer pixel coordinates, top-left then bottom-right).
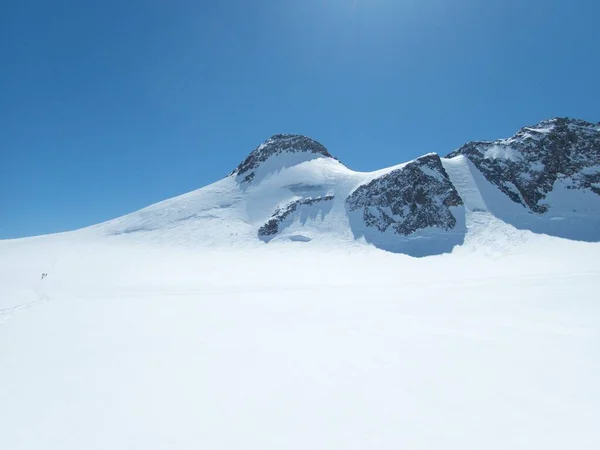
<box><xmin>1</xmin><ymin>0</ymin><xmax>599</xmax><ymax>238</ymax></box>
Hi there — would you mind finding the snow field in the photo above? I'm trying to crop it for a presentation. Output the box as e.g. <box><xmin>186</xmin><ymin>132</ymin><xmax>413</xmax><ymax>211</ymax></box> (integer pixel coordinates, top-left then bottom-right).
<box><xmin>1</xmin><ymin>238</ymin><xmax>600</xmax><ymax>450</ymax></box>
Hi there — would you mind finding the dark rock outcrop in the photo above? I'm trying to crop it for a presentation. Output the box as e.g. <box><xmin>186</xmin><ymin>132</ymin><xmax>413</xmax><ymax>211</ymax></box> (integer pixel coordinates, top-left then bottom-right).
<box><xmin>346</xmin><ymin>154</ymin><xmax>463</xmax><ymax>235</ymax></box>
<box><xmin>259</xmin><ymin>195</ymin><xmax>335</xmax><ymax>238</ymax></box>
<box><xmin>232</xmin><ymin>134</ymin><xmax>335</xmax><ymax>183</ymax></box>
<box><xmin>447</xmin><ymin>118</ymin><xmax>600</xmax><ymax>213</ymax></box>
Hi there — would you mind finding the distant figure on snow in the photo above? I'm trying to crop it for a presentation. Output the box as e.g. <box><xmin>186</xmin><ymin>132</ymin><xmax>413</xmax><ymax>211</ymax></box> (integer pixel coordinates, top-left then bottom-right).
<box><xmin>41</xmin><ymin>273</ymin><xmax>48</xmax><ymax>280</ymax></box>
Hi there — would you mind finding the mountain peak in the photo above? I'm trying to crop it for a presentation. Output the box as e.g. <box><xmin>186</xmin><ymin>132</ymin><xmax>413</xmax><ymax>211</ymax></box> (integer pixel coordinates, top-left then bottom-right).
<box><xmin>535</xmin><ymin>117</ymin><xmax>598</xmax><ymax>128</ymax></box>
<box><xmin>232</xmin><ymin>134</ymin><xmax>337</xmax><ymax>183</ymax></box>
<box><xmin>509</xmin><ymin>117</ymin><xmax>599</xmax><ymax>139</ymax></box>
<box><xmin>447</xmin><ymin>116</ymin><xmax>600</xmax><ymax>214</ymax></box>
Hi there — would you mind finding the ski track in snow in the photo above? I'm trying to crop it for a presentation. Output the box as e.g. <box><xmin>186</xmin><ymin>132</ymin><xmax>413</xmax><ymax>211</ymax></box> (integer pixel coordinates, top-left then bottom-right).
<box><xmin>0</xmin><ymin>288</ymin><xmax>49</xmax><ymax>325</ymax></box>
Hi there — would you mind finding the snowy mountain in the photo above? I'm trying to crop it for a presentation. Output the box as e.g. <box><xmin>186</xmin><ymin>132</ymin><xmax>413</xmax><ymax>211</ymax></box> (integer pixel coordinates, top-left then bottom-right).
<box><xmin>2</xmin><ymin>118</ymin><xmax>600</xmax><ymax>450</ymax></box>
<box><xmin>75</xmin><ymin>117</ymin><xmax>600</xmax><ymax>255</ymax></box>
<box><xmin>448</xmin><ymin>117</ymin><xmax>600</xmax><ymax>241</ymax></box>
<box><xmin>448</xmin><ymin>118</ymin><xmax>600</xmax><ymax>212</ymax></box>
<box><xmin>232</xmin><ymin>134</ymin><xmax>338</xmax><ymax>184</ymax></box>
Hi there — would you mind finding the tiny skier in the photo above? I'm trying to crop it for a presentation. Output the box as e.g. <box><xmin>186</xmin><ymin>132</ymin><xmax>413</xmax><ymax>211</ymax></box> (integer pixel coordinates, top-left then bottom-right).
<box><xmin>41</xmin><ymin>273</ymin><xmax>48</xmax><ymax>280</ymax></box>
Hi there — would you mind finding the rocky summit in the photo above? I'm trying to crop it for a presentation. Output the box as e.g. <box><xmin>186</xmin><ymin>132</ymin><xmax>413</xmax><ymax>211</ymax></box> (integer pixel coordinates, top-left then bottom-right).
<box><xmin>448</xmin><ymin>118</ymin><xmax>600</xmax><ymax>213</ymax></box>
<box><xmin>231</xmin><ymin>134</ymin><xmax>336</xmax><ymax>183</ymax></box>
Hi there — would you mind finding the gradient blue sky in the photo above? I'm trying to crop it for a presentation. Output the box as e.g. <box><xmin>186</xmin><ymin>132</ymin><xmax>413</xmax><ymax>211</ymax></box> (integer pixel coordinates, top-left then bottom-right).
<box><xmin>1</xmin><ymin>0</ymin><xmax>599</xmax><ymax>238</ymax></box>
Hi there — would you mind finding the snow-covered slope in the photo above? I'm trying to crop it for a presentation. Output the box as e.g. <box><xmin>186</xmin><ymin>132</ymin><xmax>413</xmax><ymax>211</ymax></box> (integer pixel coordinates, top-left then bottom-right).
<box><xmin>67</xmin><ymin>119</ymin><xmax>599</xmax><ymax>255</ymax></box>
<box><xmin>81</xmin><ymin>135</ymin><xmax>468</xmax><ymax>255</ymax></box>
<box><xmin>1</xmin><ymin>224</ymin><xmax>600</xmax><ymax>450</ymax></box>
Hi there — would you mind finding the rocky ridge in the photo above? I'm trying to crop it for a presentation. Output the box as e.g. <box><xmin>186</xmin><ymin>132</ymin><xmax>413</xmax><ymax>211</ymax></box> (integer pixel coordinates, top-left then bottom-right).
<box><xmin>447</xmin><ymin>118</ymin><xmax>600</xmax><ymax>213</ymax></box>
<box><xmin>346</xmin><ymin>154</ymin><xmax>463</xmax><ymax>235</ymax></box>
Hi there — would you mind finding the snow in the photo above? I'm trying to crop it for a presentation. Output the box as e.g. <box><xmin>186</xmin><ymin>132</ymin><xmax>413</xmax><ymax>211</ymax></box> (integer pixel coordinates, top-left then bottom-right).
<box><xmin>419</xmin><ymin>164</ymin><xmax>445</xmax><ymax>182</ymax></box>
<box><xmin>239</xmin><ymin>151</ymin><xmax>331</xmax><ymax>185</ymax></box>
<box><xmin>528</xmin><ymin>160</ymin><xmax>545</xmax><ymax>172</ymax></box>
<box><xmin>483</xmin><ymin>144</ymin><xmax>522</xmax><ymax>161</ymax></box>
<box><xmin>1</xmin><ymin>234</ymin><xmax>600</xmax><ymax>450</ymax></box>
<box><xmin>524</xmin><ymin>126</ymin><xmax>553</xmax><ymax>134</ymax></box>
<box><xmin>442</xmin><ymin>155</ymin><xmax>600</xmax><ymax>243</ymax></box>
<box><xmin>581</xmin><ymin>165</ymin><xmax>600</xmax><ymax>175</ymax></box>
<box><xmin>442</xmin><ymin>155</ymin><xmax>487</xmax><ymax>212</ymax></box>
<box><xmin>2</xmin><ymin>151</ymin><xmax>600</xmax><ymax>449</ymax></box>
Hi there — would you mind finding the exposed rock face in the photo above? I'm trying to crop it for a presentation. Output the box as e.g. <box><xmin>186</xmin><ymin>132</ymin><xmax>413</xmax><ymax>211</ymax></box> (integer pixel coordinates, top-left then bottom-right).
<box><xmin>232</xmin><ymin>134</ymin><xmax>335</xmax><ymax>183</ymax></box>
<box><xmin>447</xmin><ymin>118</ymin><xmax>600</xmax><ymax>213</ymax></box>
<box><xmin>346</xmin><ymin>154</ymin><xmax>463</xmax><ymax>235</ymax></box>
<box><xmin>258</xmin><ymin>196</ymin><xmax>335</xmax><ymax>238</ymax></box>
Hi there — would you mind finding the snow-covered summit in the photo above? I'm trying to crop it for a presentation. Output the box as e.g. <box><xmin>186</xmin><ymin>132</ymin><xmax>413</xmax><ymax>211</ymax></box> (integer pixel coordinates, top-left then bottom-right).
<box><xmin>231</xmin><ymin>134</ymin><xmax>337</xmax><ymax>183</ymax></box>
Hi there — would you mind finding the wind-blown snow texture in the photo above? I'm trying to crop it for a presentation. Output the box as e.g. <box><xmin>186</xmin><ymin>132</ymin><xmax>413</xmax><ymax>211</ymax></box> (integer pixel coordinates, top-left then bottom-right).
<box><xmin>1</xmin><ymin>117</ymin><xmax>600</xmax><ymax>450</ymax></box>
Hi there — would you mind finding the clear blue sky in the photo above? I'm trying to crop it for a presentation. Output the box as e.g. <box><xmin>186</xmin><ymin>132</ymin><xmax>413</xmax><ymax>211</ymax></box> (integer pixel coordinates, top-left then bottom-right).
<box><xmin>1</xmin><ymin>0</ymin><xmax>598</xmax><ymax>238</ymax></box>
